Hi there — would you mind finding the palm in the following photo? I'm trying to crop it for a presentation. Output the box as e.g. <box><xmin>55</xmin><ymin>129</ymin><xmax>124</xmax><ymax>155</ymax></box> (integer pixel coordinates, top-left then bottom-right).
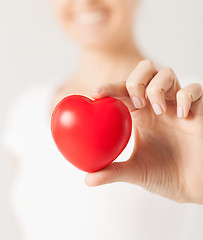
<box><xmin>130</xmin><ymin>99</ymin><xmax>203</xmax><ymax>202</ymax></box>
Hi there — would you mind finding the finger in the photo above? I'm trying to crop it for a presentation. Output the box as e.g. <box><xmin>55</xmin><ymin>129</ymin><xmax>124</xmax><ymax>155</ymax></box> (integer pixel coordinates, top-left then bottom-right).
<box><xmin>146</xmin><ymin>67</ymin><xmax>181</xmax><ymax>115</ymax></box>
<box><xmin>90</xmin><ymin>81</ymin><xmax>136</xmax><ymax>112</ymax></box>
<box><xmin>85</xmin><ymin>160</ymin><xmax>138</xmax><ymax>186</ymax></box>
<box><xmin>90</xmin><ymin>81</ymin><xmax>128</xmax><ymax>99</ymax></box>
<box><xmin>126</xmin><ymin>59</ymin><xmax>158</xmax><ymax>109</ymax></box>
<box><xmin>176</xmin><ymin>83</ymin><xmax>203</xmax><ymax>118</ymax></box>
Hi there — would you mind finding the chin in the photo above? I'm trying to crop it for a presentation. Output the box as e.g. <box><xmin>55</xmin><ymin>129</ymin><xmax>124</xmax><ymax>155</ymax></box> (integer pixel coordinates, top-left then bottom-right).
<box><xmin>75</xmin><ymin>34</ymin><xmax>115</xmax><ymax>49</ymax></box>
<box><xmin>68</xmin><ymin>26</ymin><xmax>122</xmax><ymax>50</ymax></box>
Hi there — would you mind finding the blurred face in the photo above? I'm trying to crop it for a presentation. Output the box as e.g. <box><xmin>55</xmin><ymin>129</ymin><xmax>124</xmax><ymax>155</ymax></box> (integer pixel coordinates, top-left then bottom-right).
<box><xmin>52</xmin><ymin>0</ymin><xmax>138</xmax><ymax>49</ymax></box>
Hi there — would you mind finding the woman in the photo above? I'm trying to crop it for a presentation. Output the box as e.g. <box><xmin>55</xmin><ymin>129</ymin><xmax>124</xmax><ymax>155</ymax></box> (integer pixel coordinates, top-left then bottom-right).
<box><xmin>2</xmin><ymin>0</ymin><xmax>203</xmax><ymax>240</ymax></box>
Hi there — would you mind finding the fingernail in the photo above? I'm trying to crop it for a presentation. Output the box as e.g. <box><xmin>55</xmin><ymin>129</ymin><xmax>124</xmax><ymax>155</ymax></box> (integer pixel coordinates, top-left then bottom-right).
<box><xmin>152</xmin><ymin>103</ymin><xmax>163</xmax><ymax>115</ymax></box>
<box><xmin>91</xmin><ymin>87</ymin><xmax>103</xmax><ymax>94</ymax></box>
<box><xmin>177</xmin><ymin>106</ymin><xmax>184</xmax><ymax>118</ymax></box>
<box><xmin>132</xmin><ymin>97</ymin><xmax>143</xmax><ymax>108</ymax></box>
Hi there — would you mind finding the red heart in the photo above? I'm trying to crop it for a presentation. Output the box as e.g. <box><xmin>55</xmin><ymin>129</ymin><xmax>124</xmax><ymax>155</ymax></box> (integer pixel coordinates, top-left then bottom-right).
<box><xmin>51</xmin><ymin>95</ymin><xmax>132</xmax><ymax>172</ymax></box>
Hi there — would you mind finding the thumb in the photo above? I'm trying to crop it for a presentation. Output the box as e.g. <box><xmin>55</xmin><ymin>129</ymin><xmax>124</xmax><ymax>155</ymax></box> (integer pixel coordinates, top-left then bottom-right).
<box><xmin>85</xmin><ymin>161</ymin><xmax>131</xmax><ymax>187</ymax></box>
<box><xmin>85</xmin><ymin>151</ymin><xmax>142</xmax><ymax>187</ymax></box>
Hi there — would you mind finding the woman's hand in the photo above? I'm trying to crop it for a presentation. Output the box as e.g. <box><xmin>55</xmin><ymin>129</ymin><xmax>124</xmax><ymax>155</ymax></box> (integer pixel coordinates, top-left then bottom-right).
<box><xmin>85</xmin><ymin>60</ymin><xmax>203</xmax><ymax>204</ymax></box>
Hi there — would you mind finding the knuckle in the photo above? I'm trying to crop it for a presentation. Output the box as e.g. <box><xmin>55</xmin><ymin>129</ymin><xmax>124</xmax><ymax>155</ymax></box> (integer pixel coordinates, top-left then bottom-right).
<box><xmin>138</xmin><ymin>59</ymin><xmax>154</xmax><ymax>68</ymax></box>
<box><xmin>195</xmin><ymin>83</ymin><xmax>203</xmax><ymax>91</ymax></box>
<box><xmin>126</xmin><ymin>81</ymin><xmax>145</xmax><ymax>94</ymax></box>
<box><xmin>126</xmin><ymin>80</ymin><xmax>137</xmax><ymax>90</ymax></box>
<box><xmin>161</xmin><ymin>67</ymin><xmax>175</xmax><ymax>77</ymax></box>
<box><xmin>146</xmin><ymin>87</ymin><xmax>162</xmax><ymax>96</ymax></box>
<box><xmin>176</xmin><ymin>90</ymin><xmax>190</xmax><ymax>100</ymax></box>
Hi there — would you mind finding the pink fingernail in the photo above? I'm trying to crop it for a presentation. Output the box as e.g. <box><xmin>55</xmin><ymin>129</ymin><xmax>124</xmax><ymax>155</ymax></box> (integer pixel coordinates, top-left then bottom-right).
<box><xmin>132</xmin><ymin>97</ymin><xmax>143</xmax><ymax>108</ymax></box>
<box><xmin>152</xmin><ymin>103</ymin><xmax>163</xmax><ymax>115</ymax></box>
<box><xmin>177</xmin><ymin>106</ymin><xmax>184</xmax><ymax>118</ymax></box>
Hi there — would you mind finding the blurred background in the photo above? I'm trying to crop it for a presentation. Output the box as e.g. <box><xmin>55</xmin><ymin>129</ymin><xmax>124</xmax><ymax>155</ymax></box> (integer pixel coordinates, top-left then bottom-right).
<box><xmin>0</xmin><ymin>0</ymin><xmax>203</xmax><ymax>239</ymax></box>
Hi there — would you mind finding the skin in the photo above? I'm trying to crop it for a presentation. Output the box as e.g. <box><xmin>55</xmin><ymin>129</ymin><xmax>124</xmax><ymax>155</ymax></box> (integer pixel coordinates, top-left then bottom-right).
<box><xmin>86</xmin><ymin>62</ymin><xmax>203</xmax><ymax>204</ymax></box>
<box><xmin>51</xmin><ymin>0</ymin><xmax>203</xmax><ymax>204</ymax></box>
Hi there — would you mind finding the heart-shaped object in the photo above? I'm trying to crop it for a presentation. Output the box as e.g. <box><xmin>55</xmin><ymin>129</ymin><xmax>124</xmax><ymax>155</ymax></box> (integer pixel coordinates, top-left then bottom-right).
<box><xmin>51</xmin><ymin>95</ymin><xmax>132</xmax><ymax>172</ymax></box>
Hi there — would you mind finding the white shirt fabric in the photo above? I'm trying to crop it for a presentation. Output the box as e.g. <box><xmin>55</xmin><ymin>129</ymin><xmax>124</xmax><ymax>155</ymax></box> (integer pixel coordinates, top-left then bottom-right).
<box><xmin>1</xmin><ymin>80</ymin><xmax>203</xmax><ymax>240</ymax></box>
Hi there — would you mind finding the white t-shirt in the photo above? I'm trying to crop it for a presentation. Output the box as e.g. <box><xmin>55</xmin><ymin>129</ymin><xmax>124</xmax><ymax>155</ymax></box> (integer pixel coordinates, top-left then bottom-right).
<box><xmin>1</xmin><ymin>80</ymin><xmax>203</xmax><ymax>240</ymax></box>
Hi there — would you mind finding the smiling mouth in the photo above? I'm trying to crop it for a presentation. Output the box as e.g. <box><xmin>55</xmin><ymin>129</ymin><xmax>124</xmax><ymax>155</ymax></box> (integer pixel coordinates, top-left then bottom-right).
<box><xmin>74</xmin><ymin>11</ymin><xmax>108</xmax><ymax>27</ymax></box>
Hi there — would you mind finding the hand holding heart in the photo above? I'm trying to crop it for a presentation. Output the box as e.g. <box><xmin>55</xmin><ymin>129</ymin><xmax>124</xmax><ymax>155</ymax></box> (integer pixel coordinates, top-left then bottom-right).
<box><xmin>86</xmin><ymin>60</ymin><xmax>203</xmax><ymax>204</ymax></box>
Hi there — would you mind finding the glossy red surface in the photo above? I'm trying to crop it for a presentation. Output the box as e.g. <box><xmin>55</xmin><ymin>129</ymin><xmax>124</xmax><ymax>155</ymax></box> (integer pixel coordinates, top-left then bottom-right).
<box><xmin>51</xmin><ymin>95</ymin><xmax>132</xmax><ymax>172</ymax></box>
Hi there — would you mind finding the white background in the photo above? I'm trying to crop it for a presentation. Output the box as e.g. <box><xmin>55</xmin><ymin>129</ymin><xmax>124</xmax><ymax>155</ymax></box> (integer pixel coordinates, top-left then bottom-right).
<box><xmin>0</xmin><ymin>0</ymin><xmax>203</xmax><ymax>239</ymax></box>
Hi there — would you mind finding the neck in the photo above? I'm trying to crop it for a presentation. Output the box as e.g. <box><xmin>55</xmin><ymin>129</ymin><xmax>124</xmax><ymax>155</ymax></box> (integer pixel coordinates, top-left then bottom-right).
<box><xmin>72</xmin><ymin>40</ymin><xmax>144</xmax><ymax>89</ymax></box>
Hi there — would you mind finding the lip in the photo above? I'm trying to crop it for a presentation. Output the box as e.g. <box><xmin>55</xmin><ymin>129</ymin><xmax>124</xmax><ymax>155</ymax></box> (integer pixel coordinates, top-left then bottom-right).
<box><xmin>73</xmin><ymin>10</ymin><xmax>108</xmax><ymax>27</ymax></box>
